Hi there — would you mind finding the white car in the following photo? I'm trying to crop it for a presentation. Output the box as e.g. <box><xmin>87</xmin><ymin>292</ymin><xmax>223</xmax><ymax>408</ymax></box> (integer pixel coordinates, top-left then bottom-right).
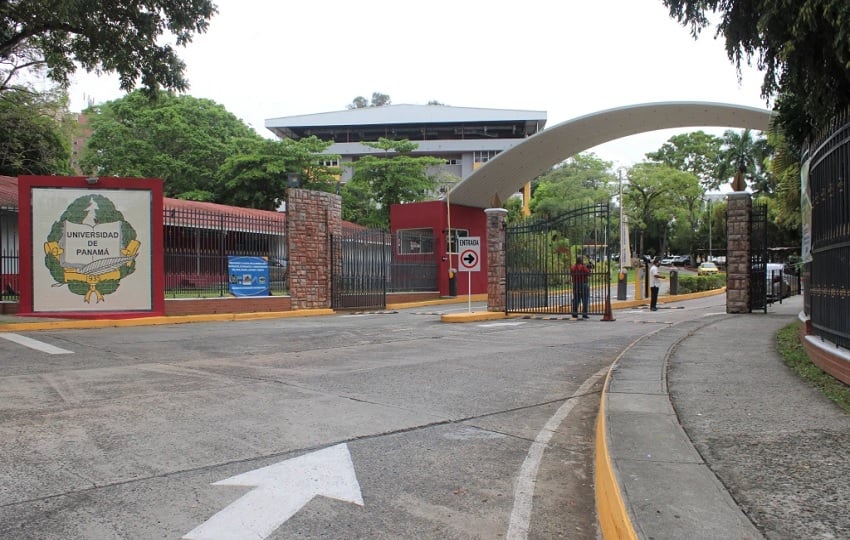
<box><xmin>659</xmin><ymin>256</ymin><xmax>676</xmax><ymax>266</ymax></box>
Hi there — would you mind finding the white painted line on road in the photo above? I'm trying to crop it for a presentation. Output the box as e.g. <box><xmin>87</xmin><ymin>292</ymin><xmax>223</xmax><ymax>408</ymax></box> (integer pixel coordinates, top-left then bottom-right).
<box><xmin>0</xmin><ymin>333</ymin><xmax>73</xmax><ymax>355</ymax></box>
<box><xmin>477</xmin><ymin>322</ymin><xmax>526</xmax><ymax>328</ymax></box>
<box><xmin>506</xmin><ymin>366</ymin><xmax>608</xmax><ymax>540</ymax></box>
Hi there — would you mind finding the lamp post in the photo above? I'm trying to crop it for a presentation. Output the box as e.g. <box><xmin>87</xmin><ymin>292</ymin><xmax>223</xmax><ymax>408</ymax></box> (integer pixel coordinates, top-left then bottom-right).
<box><xmin>439</xmin><ymin>183</ymin><xmax>457</xmax><ymax>297</ymax></box>
<box><xmin>616</xmin><ymin>167</ymin><xmax>629</xmax><ymax>301</ymax></box>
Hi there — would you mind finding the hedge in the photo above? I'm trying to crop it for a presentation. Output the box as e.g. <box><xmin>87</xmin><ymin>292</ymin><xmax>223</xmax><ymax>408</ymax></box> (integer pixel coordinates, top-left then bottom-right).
<box><xmin>674</xmin><ymin>274</ymin><xmax>726</xmax><ymax>294</ymax></box>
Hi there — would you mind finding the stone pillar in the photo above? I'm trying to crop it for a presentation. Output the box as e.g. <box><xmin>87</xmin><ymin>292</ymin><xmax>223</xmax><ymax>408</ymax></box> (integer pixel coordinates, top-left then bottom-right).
<box><xmin>726</xmin><ymin>193</ymin><xmax>752</xmax><ymax>313</ymax></box>
<box><xmin>485</xmin><ymin>207</ymin><xmax>508</xmax><ymax>312</ymax></box>
<box><xmin>286</xmin><ymin>188</ymin><xmax>342</xmax><ymax>310</ymax></box>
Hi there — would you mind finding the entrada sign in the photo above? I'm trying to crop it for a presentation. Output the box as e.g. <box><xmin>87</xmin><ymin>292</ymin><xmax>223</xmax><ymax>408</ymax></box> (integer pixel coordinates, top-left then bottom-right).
<box><xmin>457</xmin><ymin>236</ymin><xmax>481</xmax><ymax>272</ymax></box>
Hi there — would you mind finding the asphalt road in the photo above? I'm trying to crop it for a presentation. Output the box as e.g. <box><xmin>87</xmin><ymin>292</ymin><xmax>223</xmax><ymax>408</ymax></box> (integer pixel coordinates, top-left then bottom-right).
<box><xmin>0</xmin><ymin>297</ymin><xmax>726</xmax><ymax>539</ymax></box>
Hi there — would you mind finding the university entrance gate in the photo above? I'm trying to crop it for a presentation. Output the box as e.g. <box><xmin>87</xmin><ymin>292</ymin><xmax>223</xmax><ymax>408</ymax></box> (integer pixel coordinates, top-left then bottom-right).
<box><xmin>505</xmin><ymin>203</ymin><xmax>611</xmax><ymax>315</ymax></box>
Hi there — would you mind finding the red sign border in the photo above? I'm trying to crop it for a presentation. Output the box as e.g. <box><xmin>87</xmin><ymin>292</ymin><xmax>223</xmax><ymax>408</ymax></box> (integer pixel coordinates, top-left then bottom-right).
<box><xmin>17</xmin><ymin>175</ymin><xmax>165</xmax><ymax>319</ymax></box>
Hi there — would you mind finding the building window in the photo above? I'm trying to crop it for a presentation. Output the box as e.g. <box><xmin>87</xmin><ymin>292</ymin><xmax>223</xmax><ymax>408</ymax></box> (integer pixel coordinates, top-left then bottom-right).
<box><xmin>397</xmin><ymin>228</ymin><xmax>434</xmax><ymax>254</ymax></box>
<box><xmin>320</xmin><ymin>158</ymin><xmax>339</xmax><ymax>167</ymax></box>
<box><xmin>446</xmin><ymin>228</ymin><xmax>469</xmax><ymax>254</ymax></box>
<box><xmin>473</xmin><ymin>151</ymin><xmax>500</xmax><ymax>164</ymax></box>
<box><xmin>444</xmin><ymin>158</ymin><xmax>460</xmax><ymax>165</ymax></box>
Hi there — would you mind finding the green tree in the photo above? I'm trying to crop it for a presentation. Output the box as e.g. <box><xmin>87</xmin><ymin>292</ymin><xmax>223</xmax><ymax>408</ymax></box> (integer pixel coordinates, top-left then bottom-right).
<box><xmin>645</xmin><ymin>131</ymin><xmax>723</xmax><ymax>189</ymax></box>
<box><xmin>660</xmin><ymin>0</ymin><xmax>850</xmax><ymax>148</ymax></box>
<box><xmin>0</xmin><ymin>1</ymin><xmax>216</xmax><ymax>94</ymax></box>
<box><xmin>768</xmin><ymin>131</ymin><xmax>802</xmax><ymax>231</ymax></box>
<box><xmin>715</xmin><ymin>129</ymin><xmax>773</xmax><ymax>194</ymax></box>
<box><xmin>80</xmin><ymin>91</ymin><xmax>260</xmax><ymax>200</ymax></box>
<box><xmin>344</xmin><ymin>138</ymin><xmax>442</xmax><ymax>227</ymax></box>
<box><xmin>0</xmin><ymin>87</ymin><xmax>71</xmax><ymax>175</ymax></box>
<box><xmin>529</xmin><ymin>153</ymin><xmax>615</xmax><ymax>217</ymax></box>
<box><xmin>217</xmin><ymin>136</ymin><xmax>340</xmax><ymax>211</ymax></box>
<box><xmin>624</xmin><ymin>163</ymin><xmax>695</xmax><ymax>256</ymax></box>
<box><xmin>347</xmin><ymin>92</ymin><xmax>392</xmax><ymax>109</ymax></box>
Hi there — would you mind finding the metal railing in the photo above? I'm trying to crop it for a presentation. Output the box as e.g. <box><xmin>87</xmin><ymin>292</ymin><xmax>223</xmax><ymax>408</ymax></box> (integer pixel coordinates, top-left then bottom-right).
<box><xmin>1</xmin><ymin>207</ymin><xmax>19</xmax><ymax>301</ymax></box>
<box><xmin>164</xmin><ymin>206</ymin><xmax>287</xmax><ymax>298</ymax></box>
<box><xmin>806</xmin><ymin>111</ymin><xmax>850</xmax><ymax>348</ymax></box>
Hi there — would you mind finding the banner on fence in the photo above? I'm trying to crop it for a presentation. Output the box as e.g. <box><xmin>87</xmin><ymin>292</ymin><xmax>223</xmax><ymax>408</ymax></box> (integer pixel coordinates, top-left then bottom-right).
<box><xmin>228</xmin><ymin>256</ymin><xmax>270</xmax><ymax>297</ymax></box>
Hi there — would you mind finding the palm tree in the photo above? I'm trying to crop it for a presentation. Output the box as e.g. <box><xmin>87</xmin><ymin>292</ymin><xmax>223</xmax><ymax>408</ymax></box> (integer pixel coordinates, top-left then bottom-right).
<box><xmin>715</xmin><ymin>129</ymin><xmax>774</xmax><ymax>194</ymax></box>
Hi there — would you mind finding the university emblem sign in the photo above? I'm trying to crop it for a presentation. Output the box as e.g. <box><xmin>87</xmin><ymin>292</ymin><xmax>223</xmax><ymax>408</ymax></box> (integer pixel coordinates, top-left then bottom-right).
<box><xmin>43</xmin><ymin>195</ymin><xmax>141</xmax><ymax>304</ymax></box>
<box><xmin>17</xmin><ymin>176</ymin><xmax>165</xmax><ymax>317</ymax></box>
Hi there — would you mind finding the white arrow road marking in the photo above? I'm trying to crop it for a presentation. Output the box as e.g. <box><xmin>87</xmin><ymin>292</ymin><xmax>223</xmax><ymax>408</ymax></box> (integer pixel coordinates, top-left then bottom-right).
<box><xmin>0</xmin><ymin>333</ymin><xmax>73</xmax><ymax>354</ymax></box>
<box><xmin>477</xmin><ymin>322</ymin><xmax>527</xmax><ymax>328</ymax></box>
<box><xmin>506</xmin><ymin>366</ymin><xmax>608</xmax><ymax>540</ymax></box>
<box><xmin>184</xmin><ymin>443</ymin><xmax>363</xmax><ymax>540</ymax></box>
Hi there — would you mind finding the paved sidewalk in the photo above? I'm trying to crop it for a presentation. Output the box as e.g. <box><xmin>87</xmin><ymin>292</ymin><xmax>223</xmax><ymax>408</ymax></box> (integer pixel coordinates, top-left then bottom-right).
<box><xmin>598</xmin><ymin>295</ymin><xmax>850</xmax><ymax>539</ymax></box>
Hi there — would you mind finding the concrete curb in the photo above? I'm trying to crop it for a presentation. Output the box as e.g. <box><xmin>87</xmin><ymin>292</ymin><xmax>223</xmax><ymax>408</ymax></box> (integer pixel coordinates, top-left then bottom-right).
<box><xmin>595</xmin><ymin>316</ymin><xmax>763</xmax><ymax>540</ymax></box>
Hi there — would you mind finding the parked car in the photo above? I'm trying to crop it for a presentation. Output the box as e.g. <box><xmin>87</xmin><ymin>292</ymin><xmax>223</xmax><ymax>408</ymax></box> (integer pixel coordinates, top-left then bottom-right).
<box><xmin>660</xmin><ymin>256</ymin><xmax>676</xmax><ymax>266</ymax></box>
<box><xmin>766</xmin><ymin>262</ymin><xmax>792</xmax><ymax>300</ymax></box>
<box><xmin>672</xmin><ymin>255</ymin><xmax>691</xmax><ymax>267</ymax></box>
<box><xmin>697</xmin><ymin>261</ymin><xmax>719</xmax><ymax>275</ymax></box>
<box><xmin>268</xmin><ymin>256</ymin><xmax>289</xmax><ymax>290</ymax></box>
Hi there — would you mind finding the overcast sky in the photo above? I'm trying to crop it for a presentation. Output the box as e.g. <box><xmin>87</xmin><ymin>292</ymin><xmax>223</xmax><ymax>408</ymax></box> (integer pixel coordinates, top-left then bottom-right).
<box><xmin>69</xmin><ymin>0</ymin><xmax>770</xmax><ymax>167</ymax></box>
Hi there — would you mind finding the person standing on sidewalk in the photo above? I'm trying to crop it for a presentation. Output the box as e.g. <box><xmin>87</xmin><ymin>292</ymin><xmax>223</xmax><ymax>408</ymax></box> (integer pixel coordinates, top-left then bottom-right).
<box><xmin>649</xmin><ymin>258</ymin><xmax>664</xmax><ymax>311</ymax></box>
<box><xmin>571</xmin><ymin>256</ymin><xmax>591</xmax><ymax>319</ymax></box>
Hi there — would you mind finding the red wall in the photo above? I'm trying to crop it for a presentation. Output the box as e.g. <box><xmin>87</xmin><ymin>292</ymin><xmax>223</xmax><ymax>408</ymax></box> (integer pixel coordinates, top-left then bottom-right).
<box><xmin>390</xmin><ymin>200</ymin><xmax>488</xmax><ymax>296</ymax></box>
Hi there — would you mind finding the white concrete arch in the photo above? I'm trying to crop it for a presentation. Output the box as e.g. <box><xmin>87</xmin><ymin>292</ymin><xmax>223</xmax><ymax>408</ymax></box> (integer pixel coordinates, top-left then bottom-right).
<box><xmin>449</xmin><ymin>101</ymin><xmax>776</xmax><ymax>208</ymax></box>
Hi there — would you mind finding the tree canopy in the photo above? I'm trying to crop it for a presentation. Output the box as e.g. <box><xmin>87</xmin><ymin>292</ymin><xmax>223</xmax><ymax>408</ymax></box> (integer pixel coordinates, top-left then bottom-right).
<box><xmin>660</xmin><ymin>0</ymin><xmax>850</xmax><ymax>148</ymax></box>
<box><xmin>218</xmin><ymin>136</ymin><xmax>340</xmax><ymax>211</ymax></box>
<box><xmin>645</xmin><ymin>131</ymin><xmax>722</xmax><ymax>189</ymax></box>
<box><xmin>0</xmin><ymin>87</ymin><xmax>71</xmax><ymax>175</ymax></box>
<box><xmin>0</xmin><ymin>1</ymin><xmax>216</xmax><ymax>94</ymax></box>
<box><xmin>80</xmin><ymin>91</ymin><xmax>261</xmax><ymax>200</ymax></box>
<box><xmin>347</xmin><ymin>92</ymin><xmax>392</xmax><ymax>109</ymax></box>
<box><xmin>715</xmin><ymin>128</ymin><xmax>773</xmax><ymax>194</ymax></box>
<box><xmin>343</xmin><ymin>138</ymin><xmax>442</xmax><ymax>227</ymax></box>
<box><xmin>529</xmin><ymin>153</ymin><xmax>615</xmax><ymax>217</ymax></box>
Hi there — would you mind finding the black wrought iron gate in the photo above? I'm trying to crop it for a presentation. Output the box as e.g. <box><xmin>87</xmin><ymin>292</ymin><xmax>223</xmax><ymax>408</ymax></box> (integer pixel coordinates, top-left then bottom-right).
<box><xmin>331</xmin><ymin>227</ymin><xmax>389</xmax><ymax>310</ymax></box>
<box><xmin>749</xmin><ymin>202</ymin><xmax>768</xmax><ymax>313</ymax></box>
<box><xmin>505</xmin><ymin>203</ymin><xmax>611</xmax><ymax>315</ymax></box>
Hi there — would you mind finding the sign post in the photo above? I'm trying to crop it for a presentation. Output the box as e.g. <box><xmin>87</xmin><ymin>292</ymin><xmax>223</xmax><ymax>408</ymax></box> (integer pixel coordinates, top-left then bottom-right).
<box><xmin>457</xmin><ymin>236</ymin><xmax>481</xmax><ymax>312</ymax></box>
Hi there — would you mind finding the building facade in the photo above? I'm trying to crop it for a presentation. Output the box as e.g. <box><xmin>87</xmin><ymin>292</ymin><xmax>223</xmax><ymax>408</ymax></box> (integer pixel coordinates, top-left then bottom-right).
<box><xmin>265</xmin><ymin>104</ymin><xmax>547</xmax><ymax>184</ymax></box>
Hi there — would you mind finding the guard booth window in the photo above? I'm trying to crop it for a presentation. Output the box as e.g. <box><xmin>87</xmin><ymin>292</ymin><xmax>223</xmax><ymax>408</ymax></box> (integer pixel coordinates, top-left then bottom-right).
<box><xmin>397</xmin><ymin>228</ymin><xmax>434</xmax><ymax>254</ymax></box>
<box><xmin>447</xmin><ymin>229</ymin><xmax>469</xmax><ymax>255</ymax></box>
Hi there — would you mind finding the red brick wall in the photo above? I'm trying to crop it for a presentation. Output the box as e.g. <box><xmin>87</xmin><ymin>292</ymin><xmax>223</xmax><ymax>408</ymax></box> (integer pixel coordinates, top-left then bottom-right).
<box><xmin>286</xmin><ymin>188</ymin><xmax>342</xmax><ymax>310</ymax></box>
<box><xmin>165</xmin><ymin>296</ymin><xmax>291</xmax><ymax>316</ymax></box>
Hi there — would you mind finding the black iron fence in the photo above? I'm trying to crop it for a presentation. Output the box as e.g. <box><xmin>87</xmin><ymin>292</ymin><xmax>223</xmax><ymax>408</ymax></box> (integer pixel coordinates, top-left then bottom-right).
<box><xmin>806</xmin><ymin>110</ymin><xmax>850</xmax><ymax>349</ymax></box>
<box><xmin>164</xmin><ymin>206</ymin><xmax>287</xmax><ymax>297</ymax></box>
<box><xmin>331</xmin><ymin>227</ymin><xmax>439</xmax><ymax>310</ymax></box>
<box><xmin>749</xmin><ymin>202</ymin><xmax>768</xmax><ymax>313</ymax></box>
<box><xmin>0</xmin><ymin>205</ymin><xmax>439</xmax><ymax>304</ymax></box>
<box><xmin>1</xmin><ymin>205</ymin><xmax>18</xmax><ymax>301</ymax></box>
<box><xmin>390</xmin><ymin>229</ymin><xmax>438</xmax><ymax>292</ymax></box>
<box><xmin>506</xmin><ymin>203</ymin><xmax>611</xmax><ymax>315</ymax></box>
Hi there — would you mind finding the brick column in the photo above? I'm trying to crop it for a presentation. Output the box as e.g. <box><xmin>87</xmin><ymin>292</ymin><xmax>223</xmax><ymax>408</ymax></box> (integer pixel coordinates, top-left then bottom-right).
<box><xmin>485</xmin><ymin>207</ymin><xmax>508</xmax><ymax>312</ymax></box>
<box><xmin>286</xmin><ymin>188</ymin><xmax>342</xmax><ymax>310</ymax></box>
<box><xmin>726</xmin><ymin>193</ymin><xmax>751</xmax><ymax>313</ymax></box>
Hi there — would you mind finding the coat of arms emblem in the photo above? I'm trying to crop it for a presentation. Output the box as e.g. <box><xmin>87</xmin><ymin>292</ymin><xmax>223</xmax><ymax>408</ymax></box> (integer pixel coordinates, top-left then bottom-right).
<box><xmin>43</xmin><ymin>195</ymin><xmax>140</xmax><ymax>303</ymax></box>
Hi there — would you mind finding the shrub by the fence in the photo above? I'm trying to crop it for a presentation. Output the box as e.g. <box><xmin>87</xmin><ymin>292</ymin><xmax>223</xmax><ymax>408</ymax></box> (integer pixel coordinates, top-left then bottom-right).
<box><xmin>676</xmin><ymin>274</ymin><xmax>725</xmax><ymax>294</ymax></box>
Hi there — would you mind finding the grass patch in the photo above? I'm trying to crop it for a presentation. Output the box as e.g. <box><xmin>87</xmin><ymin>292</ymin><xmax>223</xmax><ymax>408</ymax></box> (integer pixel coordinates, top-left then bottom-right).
<box><xmin>776</xmin><ymin>321</ymin><xmax>850</xmax><ymax>413</ymax></box>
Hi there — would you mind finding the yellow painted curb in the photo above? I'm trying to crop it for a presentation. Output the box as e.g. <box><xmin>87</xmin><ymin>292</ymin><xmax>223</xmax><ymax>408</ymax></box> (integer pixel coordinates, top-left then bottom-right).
<box><xmin>612</xmin><ymin>287</ymin><xmax>726</xmax><ymax>310</ymax></box>
<box><xmin>0</xmin><ymin>309</ymin><xmax>336</xmax><ymax>333</ymax></box>
<box><xmin>440</xmin><ymin>311</ymin><xmax>508</xmax><ymax>323</ymax></box>
<box><xmin>387</xmin><ymin>294</ymin><xmax>488</xmax><ymax>310</ymax></box>
<box><xmin>595</xmin><ymin>368</ymin><xmax>639</xmax><ymax>540</ymax></box>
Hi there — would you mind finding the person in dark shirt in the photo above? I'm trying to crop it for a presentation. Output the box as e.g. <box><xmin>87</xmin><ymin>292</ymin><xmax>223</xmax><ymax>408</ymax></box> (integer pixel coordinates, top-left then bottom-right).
<box><xmin>570</xmin><ymin>256</ymin><xmax>591</xmax><ymax>319</ymax></box>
